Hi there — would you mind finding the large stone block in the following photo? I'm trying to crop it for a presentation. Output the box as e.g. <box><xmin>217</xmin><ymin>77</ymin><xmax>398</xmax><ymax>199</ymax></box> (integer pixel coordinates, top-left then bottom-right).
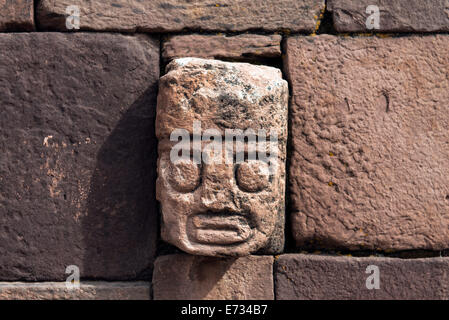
<box><xmin>329</xmin><ymin>0</ymin><xmax>449</xmax><ymax>32</ymax></box>
<box><xmin>0</xmin><ymin>281</ymin><xmax>150</xmax><ymax>300</ymax></box>
<box><xmin>37</xmin><ymin>0</ymin><xmax>324</xmax><ymax>32</ymax></box>
<box><xmin>275</xmin><ymin>254</ymin><xmax>449</xmax><ymax>300</ymax></box>
<box><xmin>286</xmin><ymin>35</ymin><xmax>449</xmax><ymax>251</ymax></box>
<box><xmin>0</xmin><ymin>0</ymin><xmax>34</xmax><ymax>31</ymax></box>
<box><xmin>156</xmin><ymin>58</ymin><xmax>288</xmax><ymax>256</ymax></box>
<box><xmin>153</xmin><ymin>254</ymin><xmax>274</xmax><ymax>300</ymax></box>
<box><xmin>162</xmin><ymin>34</ymin><xmax>282</xmax><ymax>62</ymax></box>
<box><xmin>0</xmin><ymin>33</ymin><xmax>159</xmax><ymax>280</ymax></box>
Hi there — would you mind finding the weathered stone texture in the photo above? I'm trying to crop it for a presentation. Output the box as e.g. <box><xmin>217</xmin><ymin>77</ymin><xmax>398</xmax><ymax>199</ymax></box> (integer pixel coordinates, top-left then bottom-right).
<box><xmin>0</xmin><ymin>0</ymin><xmax>34</xmax><ymax>31</ymax></box>
<box><xmin>0</xmin><ymin>282</ymin><xmax>150</xmax><ymax>300</ymax></box>
<box><xmin>275</xmin><ymin>254</ymin><xmax>449</xmax><ymax>300</ymax></box>
<box><xmin>286</xmin><ymin>35</ymin><xmax>449</xmax><ymax>251</ymax></box>
<box><xmin>37</xmin><ymin>0</ymin><xmax>324</xmax><ymax>32</ymax></box>
<box><xmin>0</xmin><ymin>33</ymin><xmax>159</xmax><ymax>280</ymax></box>
<box><xmin>329</xmin><ymin>0</ymin><xmax>449</xmax><ymax>32</ymax></box>
<box><xmin>162</xmin><ymin>34</ymin><xmax>282</xmax><ymax>62</ymax></box>
<box><xmin>156</xmin><ymin>58</ymin><xmax>288</xmax><ymax>256</ymax></box>
<box><xmin>153</xmin><ymin>254</ymin><xmax>274</xmax><ymax>300</ymax></box>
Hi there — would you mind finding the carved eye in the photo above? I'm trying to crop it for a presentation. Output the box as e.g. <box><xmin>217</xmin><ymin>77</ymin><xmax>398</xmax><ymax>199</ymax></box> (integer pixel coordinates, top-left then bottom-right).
<box><xmin>236</xmin><ymin>160</ymin><xmax>270</xmax><ymax>192</ymax></box>
<box><xmin>168</xmin><ymin>159</ymin><xmax>201</xmax><ymax>193</ymax></box>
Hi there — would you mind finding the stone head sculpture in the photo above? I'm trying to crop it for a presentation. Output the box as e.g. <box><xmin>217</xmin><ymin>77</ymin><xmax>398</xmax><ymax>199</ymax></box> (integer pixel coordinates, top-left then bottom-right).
<box><xmin>156</xmin><ymin>58</ymin><xmax>288</xmax><ymax>256</ymax></box>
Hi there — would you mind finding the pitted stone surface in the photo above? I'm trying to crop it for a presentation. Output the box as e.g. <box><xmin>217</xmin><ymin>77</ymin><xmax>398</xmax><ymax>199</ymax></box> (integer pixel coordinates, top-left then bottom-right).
<box><xmin>0</xmin><ymin>0</ymin><xmax>34</xmax><ymax>31</ymax></box>
<box><xmin>162</xmin><ymin>34</ymin><xmax>282</xmax><ymax>62</ymax></box>
<box><xmin>153</xmin><ymin>254</ymin><xmax>274</xmax><ymax>300</ymax></box>
<box><xmin>156</xmin><ymin>58</ymin><xmax>288</xmax><ymax>256</ymax></box>
<box><xmin>329</xmin><ymin>0</ymin><xmax>449</xmax><ymax>32</ymax></box>
<box><xmin>286</xmin><ymin>35</ymin><xmax>449</xmax><ymax>251</ymax></box>
<box><xmin>0</xmin><ymin>282</ymin><xmax>150</xmax><ymax>300</ymax></box>
<box><xmin>0</xmin><ymin>33</ymin><xmax>159</xmax><ymax>280</ymax></box>
<box><xmin>275</xmin><ymin>254</ymin><xmax>449</xmax><ymax>300</ymax></box>
<box><xmin>37</xmin><ymin>0</ymin><xmax>324</xmax><ymax>32</ymax></box>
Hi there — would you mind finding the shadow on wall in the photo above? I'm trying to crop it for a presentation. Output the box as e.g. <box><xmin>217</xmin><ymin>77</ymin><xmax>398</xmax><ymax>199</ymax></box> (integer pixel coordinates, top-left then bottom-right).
<box><xmin>82</xmin><ymin>85</ymin><xmax>159</xmax><ymax>280</ymax></box>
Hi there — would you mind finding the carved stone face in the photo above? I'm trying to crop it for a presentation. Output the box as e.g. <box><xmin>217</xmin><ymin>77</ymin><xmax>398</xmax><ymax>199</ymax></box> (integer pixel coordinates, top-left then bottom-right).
<box><xmin>156</xmin><ymin>58</ymin><xmax>288</xmax><ymax>256</ymax></box>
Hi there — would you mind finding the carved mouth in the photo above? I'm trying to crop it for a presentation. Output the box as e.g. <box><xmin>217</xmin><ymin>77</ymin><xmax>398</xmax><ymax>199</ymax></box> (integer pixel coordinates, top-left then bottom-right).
<box><xmin>188</xmin><ymin>211</ymin><xmax>253</xmax><ymax>245</ymax></box>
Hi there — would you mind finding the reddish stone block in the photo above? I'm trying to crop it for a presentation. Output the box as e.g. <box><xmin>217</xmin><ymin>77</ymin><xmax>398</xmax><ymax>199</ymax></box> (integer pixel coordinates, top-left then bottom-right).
<box><xmin>0</xmin><ymin>0</ymin><xmax>34</xmax><ymax>31</ymax></box>
<box><xmin>0</xmin><ymin>282</ymin><xmax>150</xmax><ymax>300</ymax></box>
<box><xmin>37</xmin><ymin>0</ymin><xmax>324</xmax><ymax>32</ymax></box>
<box><xmin>286</xmin><ymin>35</ymin><xmax>449</xmax><ymax>251</ymax></box>
<box><xmin>0</xmin><ymin>33</ymin><xmax>159</xmax><ymax>280</ymax></box>
<box><xmin>329</xmin><ymin>0</ymin><xmax>449</xmax><ymax>32</ymax></box>
<box><xmin>275</xmin><ymin>254</ymin><xmax>449</xmax><ymax>300</ymax></box>
<box><xmin>163</xmin><ymin>34</ymin><xmax>282</xmax><ymax>62</ymax></box>
<box><xmin>153</xmin><ymin>254</ymin><xmax>274</xmax><ymax>300</ymax></box>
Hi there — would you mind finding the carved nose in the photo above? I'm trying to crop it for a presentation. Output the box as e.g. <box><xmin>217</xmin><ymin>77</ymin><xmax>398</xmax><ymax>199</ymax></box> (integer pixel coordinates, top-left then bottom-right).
<box><xmin>199</xmin><ymin>163</ymin><xmax>235</xmax><ymax>211</ymax></box>
<box><xmin>200</xmin><ymin>189</ymin><xmax>232</xmax><ymax>211</ymax></box>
